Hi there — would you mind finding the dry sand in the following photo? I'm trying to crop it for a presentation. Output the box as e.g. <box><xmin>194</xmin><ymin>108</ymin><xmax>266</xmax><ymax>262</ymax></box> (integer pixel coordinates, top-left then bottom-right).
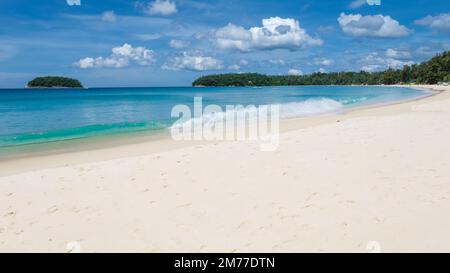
<box><xmin>1</xmin><ymin>85</ymin><xmax>450</xmax><ymax>253</ymax></box>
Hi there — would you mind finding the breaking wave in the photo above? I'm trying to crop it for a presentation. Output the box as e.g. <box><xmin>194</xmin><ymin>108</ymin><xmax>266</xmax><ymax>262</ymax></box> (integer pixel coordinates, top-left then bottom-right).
<box><xmin>279</xmin><ymin>98</ymin><xmax>344</xmax><ymax>118</ymax></box>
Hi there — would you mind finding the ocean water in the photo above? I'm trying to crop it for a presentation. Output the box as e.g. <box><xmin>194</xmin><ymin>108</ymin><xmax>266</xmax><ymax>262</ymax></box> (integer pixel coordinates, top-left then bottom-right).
<box><xmin>0</xmin><ymin>86</ymin><xmax>430</xmax><ymax>154</ymax></box>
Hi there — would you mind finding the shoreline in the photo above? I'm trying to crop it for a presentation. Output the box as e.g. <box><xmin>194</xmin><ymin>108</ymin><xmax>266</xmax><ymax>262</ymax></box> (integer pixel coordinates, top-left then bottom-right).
<box><xmin>2</xmin><ymin>84</ymin><xmax>450</xmax><ymax>252</ymax></box>
<box><xmin>0</xmin><ymin>84</ymin><xmax>445</xmax><ymax>176</ymax></box>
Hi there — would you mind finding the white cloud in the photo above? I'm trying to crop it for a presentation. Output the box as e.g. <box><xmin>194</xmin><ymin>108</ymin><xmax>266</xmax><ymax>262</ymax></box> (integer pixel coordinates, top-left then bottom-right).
<box><xmin>349</xmin><ymin>0</ymin><xmax>366</xmax><ymax>9</ymax></box>
<box><xmin>163</xmin><ymin>53</ymin><xmax>223</xmax><ymax>71</ymax></box>
<box><xmin>169</xmin><ymin>39</ymin><xmax>190</xmax><ymax>49</ymax></box>
<box><xmin>76</xmin><ymin>56</ymin><xmax>129</xmax><ymax>69</ymax></box>
<box><xmin>214</xmin><ymin>17</ymin><xmax>323</xmax><ymax>52</ymax></box>
<box><xmin>66</xmin><ymin>0</ymin><xmax>81</xmax><ymax>6</ymax></box>
<box><xmin>360</xmin><ymin>64</ymin><xmax>382</xmax><ymax>72</ymax></box>
<box><xmin>111</xmin><ymin>44</ymin><xmax>155</xmax><ymax>65</ymax></box>
<box><xmin>75</xmin><ymin>43</ymin><xmax>156</xmax><ymax>69</ymax></box>
<box><xmin>318</xmin><ymin>68</ymin><xmax>327</xmax><ymax>73</ymax></box>
<box><xmin>76</xmin><ymin>57</ymin><xmax>96</xmax><ymax>69</ymax></box>
<box><xmin>338</xmin><ymin>13</ymin><xmax>410</xmax><ymax>38</ymax></box>
<box><xmin>360</xmin><ymin>52</ymin><xmax>414</xmax><ymax>72</ymax></box>
<box><xmin>385</xmin><ymin>48</ymin><xmax>412</xmax><ymax>59</ymax></box>
<box><xmin>134</xmin><ymin>34</ymin><xmax>161</xmax><ymax>41</ymax></box>
<box><xmin>101</xmin><ymin>11</ymin><xmax>117</xmax><ymax>22</ymax></box>
<box><xmin>415</xmin><ymin>12</ymin><xmax>450</xmax><ymax>33</ymax></box>
<box><xmin>315</xmin><ymin>58</ymin><xmax>334</xmax><ymax>66</ymax></box>
<box><xmin>146</xmin><ymin>0</ymin><xmax>177</xmax><ymax>16</ymax></box>
<box><xmin>288</xmin><ymin>69</ymin><xmax>303</xmax><ymax>76</ymax></box>
<box><xmin>385</xmin><ymin>59</ymin><xmax>414</xmax><ymax>69</ymax></box>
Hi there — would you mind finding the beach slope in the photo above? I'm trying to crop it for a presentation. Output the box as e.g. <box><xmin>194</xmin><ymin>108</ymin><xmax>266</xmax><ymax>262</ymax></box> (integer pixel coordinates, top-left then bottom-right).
<box><xmin>1</xmin><ymin>85</ymin><xmax>450</xmax><ymax>252</ymax></box>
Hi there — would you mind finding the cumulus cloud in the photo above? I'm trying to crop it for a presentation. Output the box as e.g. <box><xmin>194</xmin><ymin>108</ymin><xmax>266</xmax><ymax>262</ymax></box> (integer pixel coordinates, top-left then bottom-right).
<box><xmin>102</xmin><ymin>11</ymin><xmax>117</xmax><ymax>22</ymax></box>
<box><xmin>214</xmin><ymin>17</ymin><xmax>323</xmax><ymax>52</ymax></box>
<box><xmin>146</xmin><ymin>0</ymin><xmax>177</xmax><ymax>16</ymax></box>
<box><xmin>66</xmin><ymin>0</ymin><xmax>81</xmax><ymax>6</ymax></box>
<box><xmin>76</xmin><ymin>58</ymin><xmax>97</xmax><ymax>69</ymax></box>
<box><xmin>163</xmin><ymin>53</ymin><xmax>223</xmax><ymax>71</ymax></box>
<box><xmin>75</xmin><ymin>44</ymin><xmax>156</xmax><ymax>69</ymax></box>
<box><xmin>288</xmin><ymin>69</ymin><xmax>303</xmax><ymax>76</ymax></box>
<box><xmin>169</xmin><ymin>39</ymin><xmax>190</xmax><ymax>49</ymax></box>
<box><xmin>360</xmin><ymin>52</ymin><xmax>414</xmax><ymax>72</ymax></box>
<box><xmin>338</xmin><ymin>13</ymin><xmax>410</xmax><ymax>38</ymax></box>
<box><xmin>415</xmin><ymin>12</ymin><xmax>450</xmax><ymax>33</ymax></box>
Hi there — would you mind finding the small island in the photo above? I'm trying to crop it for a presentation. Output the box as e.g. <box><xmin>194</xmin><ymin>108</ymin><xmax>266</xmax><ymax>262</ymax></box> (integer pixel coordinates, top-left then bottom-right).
<box><xmin>27</xmin><ymin>76</ymin><xmax>83</xmax><ymax>88</ymax></box>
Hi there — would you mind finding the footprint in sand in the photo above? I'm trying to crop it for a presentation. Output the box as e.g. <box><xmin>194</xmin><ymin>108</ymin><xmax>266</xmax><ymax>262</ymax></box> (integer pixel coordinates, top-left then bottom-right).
<box><xmin>47</xmin><ymin>206</ymin><xmax>59</xmax><ymax>214</ymax></box>
<box><xmin>4</xmin><ymin>211</ymin><xmax>16</xmax><ymax>217</ymax></box>
<box><xmin>15</xmin><ymin>229</ymin><xmax>24</xmax><ymax>235</ymax></box>
<box><xmin>306</xmin><ymin>192</ymin><xmax>319</xmax><ymax>201</ymax></box>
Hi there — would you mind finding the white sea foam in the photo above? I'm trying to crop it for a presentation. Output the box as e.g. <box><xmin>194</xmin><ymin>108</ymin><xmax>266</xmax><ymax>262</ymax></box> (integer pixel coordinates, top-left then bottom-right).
<box><xmin>171</xmin><ymin>101</ymin><xmax>281</xmax><ymax>150</ymax></box>
<box><xmin>172</xmin><ymin>104</ymin><xmax>263</xmax><ymax>131</ymax></box>
<box><xmin>278</xmin><ymin>98</ymin><xmax>343</xmax><ymax>118</ymax></box>
<box><xmin>171</xmin><ymin>98</ymin><xmax>343</xmax><ymax>131</ymax></box>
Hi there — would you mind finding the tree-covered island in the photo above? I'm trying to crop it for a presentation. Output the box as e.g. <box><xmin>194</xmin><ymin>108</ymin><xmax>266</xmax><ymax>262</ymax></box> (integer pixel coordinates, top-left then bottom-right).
<box><xmin>27</xmin><ymin>76</ymin><xmax>83</xmax><ymax>88</ymax></box>
<box><xmin>193</xmin><ymin>51</ymin><xmax>450</xmax><ymax>87</ymax></box>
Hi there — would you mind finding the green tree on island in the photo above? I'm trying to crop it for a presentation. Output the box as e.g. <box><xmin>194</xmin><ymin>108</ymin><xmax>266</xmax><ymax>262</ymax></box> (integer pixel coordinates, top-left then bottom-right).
<box><xmin>27</xmin><ymin>76</ymin><xmax>83</xmax><ymax>88</ymax></box>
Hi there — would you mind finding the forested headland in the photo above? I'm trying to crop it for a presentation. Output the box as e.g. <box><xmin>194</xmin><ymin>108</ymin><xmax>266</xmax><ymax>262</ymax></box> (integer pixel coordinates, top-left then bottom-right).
<box><xmin>193</xmin><ymin>51</ymin><xmax>450</xmax><ymax>87</ymax></box>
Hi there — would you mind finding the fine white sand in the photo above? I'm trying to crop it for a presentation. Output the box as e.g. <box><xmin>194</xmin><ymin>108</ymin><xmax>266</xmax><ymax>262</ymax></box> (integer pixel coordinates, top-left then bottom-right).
<box><xmin>1</xmin><ymin>85</ymin><xmax>450</xmax><ymax>253</ymax></box>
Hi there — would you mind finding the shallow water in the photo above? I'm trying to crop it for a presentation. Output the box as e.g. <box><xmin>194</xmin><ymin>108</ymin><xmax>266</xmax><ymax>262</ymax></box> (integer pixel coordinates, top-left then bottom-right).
<box><xmin>0</xmin><ymin>86</ymin><xmax>430</xmax><ymax>154</ymax></box>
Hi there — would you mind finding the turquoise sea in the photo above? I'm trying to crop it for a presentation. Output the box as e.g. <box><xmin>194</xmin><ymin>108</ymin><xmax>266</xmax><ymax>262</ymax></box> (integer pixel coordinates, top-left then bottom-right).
<box><xmin>0</xmin><ymin>86</ymin><xmax>431</xmax><ymax>155</ymax></box>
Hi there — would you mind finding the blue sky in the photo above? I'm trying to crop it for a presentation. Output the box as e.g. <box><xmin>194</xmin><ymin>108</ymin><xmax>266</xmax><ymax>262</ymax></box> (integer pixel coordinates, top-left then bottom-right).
<box><xmin>0</xmin><ymin>0</ymin><xmax>449</xmax><ymax>88</ymax></box>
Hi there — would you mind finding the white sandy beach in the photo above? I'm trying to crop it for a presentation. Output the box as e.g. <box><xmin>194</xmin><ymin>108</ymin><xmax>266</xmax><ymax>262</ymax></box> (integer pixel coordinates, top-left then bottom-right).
<box><xmin>1</xmin><ymin>85</ymin><xmax>450</xmax><ymax>253</ymax></box>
